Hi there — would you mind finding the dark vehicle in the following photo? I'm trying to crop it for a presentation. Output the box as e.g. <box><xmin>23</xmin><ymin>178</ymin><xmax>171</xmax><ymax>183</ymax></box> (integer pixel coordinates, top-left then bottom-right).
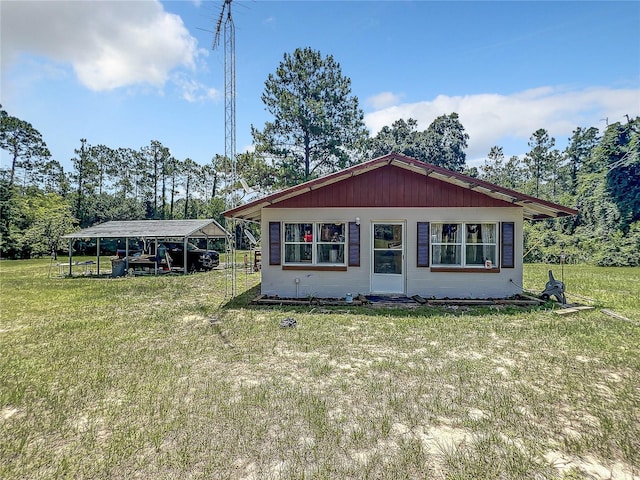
<box><xmin>113</xmin><ymin>240</ymin><xmax>219</xmax><ymax>274</ymax></box>
<box><xmin>157</xmin><ymin>241</ymin><xmax>219</xmax><ymax>272</ymax></box>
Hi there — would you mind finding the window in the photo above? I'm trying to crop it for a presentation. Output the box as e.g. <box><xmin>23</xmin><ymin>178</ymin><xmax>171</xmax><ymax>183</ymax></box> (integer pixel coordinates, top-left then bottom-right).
<box><xmin>432</xmin><ymin>223</ymin><xmax>462</xmax><ymax>265</ymax></box>
<box><xmin>431</xmin><ymin>222</ymin><xmax>497</xmax><ymax>268</ymax></box>
<box><xmin>284</xmin><ymin>222</ymin><xmax>345</xmax><ymax>265</ymax></box>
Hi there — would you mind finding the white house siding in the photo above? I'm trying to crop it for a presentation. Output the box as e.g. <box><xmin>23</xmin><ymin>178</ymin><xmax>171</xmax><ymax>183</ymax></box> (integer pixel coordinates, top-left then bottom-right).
<box><xmin>260</xmin><ymin>206</ymin><xmax>523</xmax><ymax>299</ymax></box>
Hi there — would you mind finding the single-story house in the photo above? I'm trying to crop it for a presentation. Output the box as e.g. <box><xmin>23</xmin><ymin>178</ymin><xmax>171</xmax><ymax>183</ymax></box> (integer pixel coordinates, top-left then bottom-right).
<box><xmin>224</xmin><ymin>153</ymin><xmax>577</xmax><ymax>299</ymax></box>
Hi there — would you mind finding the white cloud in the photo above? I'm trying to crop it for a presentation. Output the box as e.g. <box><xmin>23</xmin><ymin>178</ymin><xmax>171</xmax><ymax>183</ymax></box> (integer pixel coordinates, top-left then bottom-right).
<box><xmin>173</xmin><ymin>74</ymin><xmax>220</xmax><ymax>103</ymax></box>
<box><xmin>364</xmin><ymin>86</ymin><xmax>639</xmax><ymax>158</ymax></box>
<box><xmin>1</xmin><ymin>0</ymin><xmax>199</xmax><ymax>92</ymax></box>
<box><xmin>365</xmin><ymin>91</ymin><xmax>404</xmax><ymax>109</ymax></box>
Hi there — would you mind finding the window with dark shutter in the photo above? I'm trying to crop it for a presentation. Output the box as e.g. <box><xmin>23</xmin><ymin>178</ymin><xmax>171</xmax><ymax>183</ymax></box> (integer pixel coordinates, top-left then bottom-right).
<box><xmin>417</xmin><ymin>222</ymin><xmax>430</xmax><ymax>267</ymax></box>
<box><xmin>348</xmin><ymin>222</ymin><xmax>360</xmax><ymax>267</ymax></box>
<box><xmin>269</xmin><ymin>222</ymin><xmax>281</xmax><ymax>265</ymax></box>
<box><xmin>501</xmin><ymin>222</ymin><xmax>515</xmax><ymax>268</ymax></box>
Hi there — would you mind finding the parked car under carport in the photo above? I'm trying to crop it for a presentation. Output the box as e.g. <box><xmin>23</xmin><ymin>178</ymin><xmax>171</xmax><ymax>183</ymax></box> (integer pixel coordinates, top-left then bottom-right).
<box><xmin>62</xmin><ymin>219</ymin><xmax>228</xmax><ymax>276</ymax></box>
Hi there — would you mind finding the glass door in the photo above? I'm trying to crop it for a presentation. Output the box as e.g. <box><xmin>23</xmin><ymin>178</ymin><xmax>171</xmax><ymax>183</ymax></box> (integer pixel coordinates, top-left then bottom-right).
<box><xmin>370</xmin><ymin>222</ymin><xmax>405</xmax><ymax>294</ymax></box>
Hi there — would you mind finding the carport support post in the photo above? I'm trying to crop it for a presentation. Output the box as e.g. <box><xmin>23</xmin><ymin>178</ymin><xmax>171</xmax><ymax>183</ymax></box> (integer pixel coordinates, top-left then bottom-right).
<box><xmin>97</xmin><ymin>238</ymin><xmax>101</xmax><ymax>274</ymax></box>
<box><xmin>68</xmin><ymin>239</ymin><xmax>73</xmax><ymax>276</ymax></box>
<box><xmin>183</xmin><ymin>237</ymin><xmax>188</xmax><ymax>274</ymax></box>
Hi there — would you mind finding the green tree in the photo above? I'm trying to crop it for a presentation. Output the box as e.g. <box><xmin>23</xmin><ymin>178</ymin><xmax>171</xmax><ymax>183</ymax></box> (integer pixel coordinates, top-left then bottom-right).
<box><xmin>565</xmin><ymin>126</ymin><xmax>600</xmax><ymax>195</ymax></box>
<box><xmin>0</xmin><ymin>105</ymin><xmax>51</xmax><ymax>188</ymax></box>
<box><xmin>369</xmin><ymin>118</ymin><xmax>425</xmax><ymax>159</ymax></box>
<box><xmin>0</xmin><ymin>176</ymin><xmax>18</xmax><ymax>256</ymax></box>
<box><xmin>481</xmin><ymin>146</ymin><xmax>506</xmax><ymax>185</ymax></box>
<box><xmin>181</xmin><ymin>158</ymin><xmax>200</xmax><ymax>219</ymax></box>
<box><xmin>600</xmin><ymin>118</ymin><xmax>640</xmax><ymax>229</ymax></box>
<box><xmin>19</xmin><ymin>193</ymin><xmax>77</xmax><ymax>258</ymax></box>
<box><xmin>523</xmin><ymin>129</ymin><xmax>556</xmax><ymax>198</ymax></box>
<box><xmin>480</xmin><ymin>148</ymin><xmax>526</xmax><ymax>190</ymax></box>
<box><xmin>141</xmin><ymin>140</ymin><xmax>170</xmax><ymax>218</ymax></box>
<box><xmin>424</xmin><ymin>113</ymin><xmax>469</xmax><ymax>172</ymax></box>
<box><xmin>39</xmin><ymin>160</ymin><xmax>70</xmax><ymax>195</ymax></box>
<box><xmin>368</xmin><ymin>115</ymin><xmax>469</xmax><ymax>171</ymax></box>
<box><xmin>70</xmin><ymin>139</ymin><xmax>99</xmax><ymax>227</ymax></box>
<box><xmin>165</xmin><ymin>156</ymin><xmax>180</xmax><ymax>220</ymax></box>
<box><xmin>252</xmin><ymin>47</ymin><xmax>369</xmax><ymax>186</ymax></box>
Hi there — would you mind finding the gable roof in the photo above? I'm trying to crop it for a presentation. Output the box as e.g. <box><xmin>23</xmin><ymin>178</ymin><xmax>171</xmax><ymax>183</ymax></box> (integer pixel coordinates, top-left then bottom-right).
<box><xmin>63</xmin><ymin>219</ymin><xmax>228</xmax><ymax>239</ymax></box>
<box><xmin>224</xmin><ymin>153</ymin><xmax>578</xmax><ymax>222</ymax></box>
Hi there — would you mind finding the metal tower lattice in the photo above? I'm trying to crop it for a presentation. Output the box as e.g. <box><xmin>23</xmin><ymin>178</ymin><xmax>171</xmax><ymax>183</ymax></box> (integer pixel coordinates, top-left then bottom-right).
<box><xmin>214</xmin><ymin>0</ymin><xmax>237</xmax><ymax>296</ymax></box>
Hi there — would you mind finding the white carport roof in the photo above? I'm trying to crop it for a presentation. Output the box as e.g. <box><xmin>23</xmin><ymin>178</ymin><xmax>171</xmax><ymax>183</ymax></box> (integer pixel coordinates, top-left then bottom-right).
<box><xmin>63</xmin><ymin>219</ymin><xmax>229</xmax><ymax>240</ymax></box>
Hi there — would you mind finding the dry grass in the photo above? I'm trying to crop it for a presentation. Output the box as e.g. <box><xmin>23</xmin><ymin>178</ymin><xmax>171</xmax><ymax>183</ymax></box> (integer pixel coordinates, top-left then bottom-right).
<box><xmin>1</xmin><ymin>258</ymin><xmax>639</xmax><ymax>479</ymax></box>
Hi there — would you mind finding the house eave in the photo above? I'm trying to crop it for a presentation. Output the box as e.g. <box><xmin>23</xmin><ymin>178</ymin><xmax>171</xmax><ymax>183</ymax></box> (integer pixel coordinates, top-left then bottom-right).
<box><xmin>223</xmin><ymin>153</ymin><xmax>578</xmax><ymax>222</ymax></box>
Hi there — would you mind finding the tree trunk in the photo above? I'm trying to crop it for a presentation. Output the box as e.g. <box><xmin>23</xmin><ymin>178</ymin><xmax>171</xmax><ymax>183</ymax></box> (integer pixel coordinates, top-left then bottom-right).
<box><xmin>304</xmin><ymin>133</ymin><xmax>311</xmax><ymax>180</ymax></box>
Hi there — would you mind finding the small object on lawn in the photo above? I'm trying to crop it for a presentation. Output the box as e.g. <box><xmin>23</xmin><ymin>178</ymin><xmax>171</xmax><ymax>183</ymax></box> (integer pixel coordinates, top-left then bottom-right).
<box><xmin>541</xmin><ymin>269</ymin><xmax>566</xmax><ymax>304</ymax></box>
<box><xmin>280</xmin><ymin>317</ymin><xmax>297</xmax><ymax>328</ymax></box>
<box><xmin>601</xmin><ymin>309</ymin><xmax>635</xmax><ymax>324</ymax></box>
<box><xmin>554</xmin><ymin>305</ymin><xmax>594</xmax><ymax>315</ymax></box>
<box><xmin>519</xmin><ymin>293</ymin><xmax>546</xmax><ymax>304</ymax></box>
<box><xmin>411</xmin><ymin>294</ymin><xmax>427</xmax><ymax>304</ymax></box>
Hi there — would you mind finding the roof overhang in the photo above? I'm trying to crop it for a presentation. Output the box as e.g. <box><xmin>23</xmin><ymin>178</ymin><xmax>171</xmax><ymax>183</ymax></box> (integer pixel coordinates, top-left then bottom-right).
<box><xmin>63</xmin><ymin>219</ymin><xmax>229</xmax><ymax>240</ymax></box>
<box><xmin>223</xmin><ymin>153</ymin><xmax>578</xmax><ymax>222</ymax></box>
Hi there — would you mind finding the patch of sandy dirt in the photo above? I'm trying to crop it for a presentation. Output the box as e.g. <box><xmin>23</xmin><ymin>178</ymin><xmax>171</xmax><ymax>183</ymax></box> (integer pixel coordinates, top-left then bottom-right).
<box><xmin>1</xmin><ymin>406</ymin><xmax>21</xmax><ymax>420</ymax></box>
<box><xmin>544</xmin><ymin>450</ymin><xmax>639</xmax><ymax>480</ymax></box>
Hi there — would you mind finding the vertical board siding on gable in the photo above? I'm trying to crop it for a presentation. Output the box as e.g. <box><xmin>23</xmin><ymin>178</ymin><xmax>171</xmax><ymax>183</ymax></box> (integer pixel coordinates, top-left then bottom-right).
<box><xmin>269</xmin><ymin>221</ymin><xmax>281</xmax><ymax>265</ymax></box>
<box><xmin>345</xmin><ymin>178</ymin><xmax>354</xmax><ymax>205</ymax></box>
<box><xmin>269</xmin><ymin>165</ymin><xmax>515</xmax><ymax>209</ymax></box>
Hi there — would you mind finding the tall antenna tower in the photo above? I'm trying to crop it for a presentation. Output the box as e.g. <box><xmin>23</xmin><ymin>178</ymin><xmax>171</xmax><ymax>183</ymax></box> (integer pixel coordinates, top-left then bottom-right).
<box><xmin>213</xmin><ymin>0</ymin><xmax>237</xmax><ymax>297</ymax></box>
<box><xmin>213</xmin><ymin>0</ymin><xmax>236</xmax><ymax>195</ymax></box>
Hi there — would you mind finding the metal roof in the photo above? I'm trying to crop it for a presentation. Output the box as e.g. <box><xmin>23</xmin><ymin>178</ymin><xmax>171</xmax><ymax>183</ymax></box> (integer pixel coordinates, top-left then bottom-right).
<box><xmin>224</xmin><ymin>153</ymin><xmax>578</xmax><ymax>222</ymax></box>
<box><xmin>63</xmin><ymin>219</ymin><xmax>229</xmax><ymax>239</ymax></box>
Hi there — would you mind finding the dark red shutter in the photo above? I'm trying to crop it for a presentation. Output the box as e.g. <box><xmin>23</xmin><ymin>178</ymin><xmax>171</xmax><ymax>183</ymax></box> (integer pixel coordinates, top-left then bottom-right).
<box><xmin>501</xmin><ymin>222</ymin><xmax>515</xmax><ymax>268</ymax></box>
<box><xmin>269</xmin><ymin>222</ymin><xmax>281</xmax><ymax>265</ymax></box>
<box><xmin>417</xmin><ymin>222</ymin><xmax>430</xmax><ymax>267</ymax></box>
<box><xmin>348</xmin><ymin>222</ymin><xmax>360</xmax><ymax>267</ymax></box>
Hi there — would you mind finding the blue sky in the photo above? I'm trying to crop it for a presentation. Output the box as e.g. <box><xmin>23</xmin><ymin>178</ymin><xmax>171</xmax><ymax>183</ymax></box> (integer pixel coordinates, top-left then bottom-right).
<box><xmin>1</xmin><ymin>0</ymin><xmax>639</xmax><ymax>174</ymax></box>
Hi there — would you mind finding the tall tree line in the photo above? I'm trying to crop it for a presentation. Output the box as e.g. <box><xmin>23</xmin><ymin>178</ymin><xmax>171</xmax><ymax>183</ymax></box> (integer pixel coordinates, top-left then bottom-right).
<box><xmin>1</xmin><ymin>44</ymin><xmax>638</xmax><ymax>264</ymax></box>
<box><xmin>478</xmin><ymin>118</ymin><xmax>639</xmax><ymax>266</ymax></box>
<box><xmin>0</xmin><ymin>105</ymin><xmax>251</xmax><ymax>258</ymax></box>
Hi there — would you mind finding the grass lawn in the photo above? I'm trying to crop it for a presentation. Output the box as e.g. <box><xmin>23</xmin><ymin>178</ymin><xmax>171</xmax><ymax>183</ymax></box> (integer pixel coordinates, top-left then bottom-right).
<box><xmin>1</xmin><ymin>258</ymin><xmax>638</xmax><ymax>479</ymax></box>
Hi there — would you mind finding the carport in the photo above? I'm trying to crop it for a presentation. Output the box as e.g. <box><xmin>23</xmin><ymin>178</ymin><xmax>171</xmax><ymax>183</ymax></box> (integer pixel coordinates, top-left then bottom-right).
<box><xmin>62</xmin><ymin>219</ymin><xmax>229</xmax><ymax>276</ymax></box>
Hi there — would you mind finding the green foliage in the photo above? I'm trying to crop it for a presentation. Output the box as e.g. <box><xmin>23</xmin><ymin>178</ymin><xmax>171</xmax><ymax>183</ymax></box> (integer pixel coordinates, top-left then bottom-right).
<box><xmin>0</xmin><ymin>178</ymin><xmax>19</xmax><ymax>257</ymax></box>
<box><xmin>0</xmin><ymin>105</ymin><xmax>51</xmax><ymax>188</ymax></box>
<box><xmin>591</xmin><ymin>222</ymin><xmax>640</xmax><ymax>267</ymax></box>
<box><xmin>424</xmin><ymin>112</ymin><xmax>469</xmax><ymax>172</ymax></box>
<box><xmin>368</xmin><ymin>115</ymin><xmax>469</xmax><ymax>172</ymax></box>
<box><xmin>2</xmin><ymin>77</ymin><xmax>638</xmax><ymax>267</ymax></box>
<box><xmin>369</xmin><ymin>118</ymin><xmax>427</xmax><ymax>159</ymax></box>
<box><xmin>18</xmin><ymin>193</ymin><xmax>77</xmax><ymax>257</ymax></box>
<box><xmin>485</xmin><ymin>118</ymin><xmax>639</xmax><ymax>266</ymax></box>
<box><xmin>252</xmin><ymin>47</ymin><xmax>369</xmax><ymax>186</ymax></box>
<box><xmin>565</xmin><ymin>126</ymin><xmax>599</xmax><ymax>194</ymax></box>
<box><xmin>523</xmin><ymin>128</ymin><xmax>556</xmax><ymax>197</ymax></box>
<box><xmin>481</xmin><ymin>147</ymin><xmax>525</xmax><ymax>190</ymax></box>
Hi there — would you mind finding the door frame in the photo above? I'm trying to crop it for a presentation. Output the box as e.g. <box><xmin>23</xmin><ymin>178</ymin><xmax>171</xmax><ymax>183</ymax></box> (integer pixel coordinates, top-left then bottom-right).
<box><xmin>370</xmin><ymin>221</ymin><xmax>406</xmax><ymax>295</ymax></box>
